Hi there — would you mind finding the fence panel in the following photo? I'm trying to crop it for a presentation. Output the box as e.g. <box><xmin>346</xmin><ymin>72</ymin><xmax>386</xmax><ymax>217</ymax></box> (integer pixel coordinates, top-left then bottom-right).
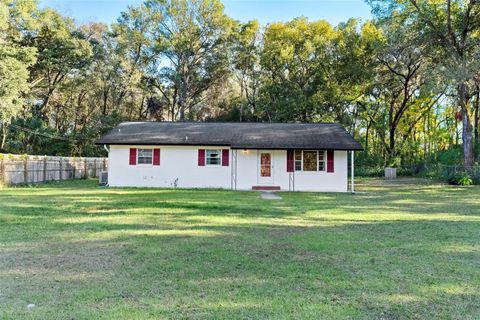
<box><xmin>0</xmin><ymin>154</ymin><xmax>107</xmax><ymax>185</ymax></box>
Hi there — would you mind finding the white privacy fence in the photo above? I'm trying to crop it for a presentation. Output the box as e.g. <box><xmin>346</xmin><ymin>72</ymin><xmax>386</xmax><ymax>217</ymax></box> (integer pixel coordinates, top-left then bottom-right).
<box><xmin>0</xmin><ymin>154</ymin><xmax>107</xmax><ymax>185</ymax></box>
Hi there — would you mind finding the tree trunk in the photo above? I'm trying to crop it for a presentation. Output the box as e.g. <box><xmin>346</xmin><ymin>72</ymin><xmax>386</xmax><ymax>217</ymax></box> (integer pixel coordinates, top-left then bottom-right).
<box><xmin>459</xmin><ymin>83</ymin><xmax>474</xmax><ymax>168</ymax></box>
<box><xmin>179</xmin><ymin>107</ymin><xmax>185</xmax><ymax>121</ymax></box>
<box><xmin>388</xmin><ymin>100</ymin><xmax>396</xmax><ymax>160</ymax></box>
<box><xmin>365</xmin><ymin>123</ymin><xmax>370</xmax><ymax>155</ymax></box>
<box><xmin>389</xmin><ymin>127</ymin><xmax>396</xmax><ymax>159</ymax></box>
<box><xmin>239</xmin><ymin>79</ymin><xmax>244</xmax><ymax>122</ymax></box>
<box><xmin>138</xmin><ymin>96</ymin><xmax>145</xmax><ymax>119</ymax></box>
<box><xmin>178</xmin><ymin>90</ymin><xmax>186</xmax><ymax>121</ymax></box>
<box><xmin>474</xmin><ymin>91</ymin><xmax>479</xmax><ymax>142</ymax></box>
<box><xmin>0</xmin><ymin>124</ymin><xmax>7</xmax><ymax>150</ymax></box>
<box><xmin>102</xmin><ymin>88</ymin><xmax>109</xmax><ymax>116</ymax></box>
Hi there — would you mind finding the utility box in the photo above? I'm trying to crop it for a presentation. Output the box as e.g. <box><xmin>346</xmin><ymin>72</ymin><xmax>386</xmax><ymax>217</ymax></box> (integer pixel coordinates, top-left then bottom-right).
<box><xmin>385</xmin><ymin>167</ymin><xmax>397</xmax><ymax>180</ymax></box>
<box><xmin>99</xmin><ymin>171</ymin><xmax>108</xmax><ymax>186</ymax></box>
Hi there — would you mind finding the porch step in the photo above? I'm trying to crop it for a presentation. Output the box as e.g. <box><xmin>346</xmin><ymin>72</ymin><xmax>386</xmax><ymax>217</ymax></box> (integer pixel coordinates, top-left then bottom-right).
<box><xmin>252</xmin><ymin>186</ymin><xmax>281</xmax><ymax>191</ymax></box>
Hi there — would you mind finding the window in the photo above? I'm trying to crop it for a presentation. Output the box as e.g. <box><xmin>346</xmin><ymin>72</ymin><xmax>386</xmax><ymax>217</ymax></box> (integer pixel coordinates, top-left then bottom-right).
<box><xmin>137</xmin><ymin>149</ymin><xmax>153</xmax><ymax>164</ymax></box>
<box><xmin>295</xmin><ymin>150</ymin><xmax>302</xmax><ymax>171</ymax></box>
<box><xmin>318</xmin><ymin>150</ymin><xmax>326</xmax><ymax>171</ymax></box>
<box><xmin>303</xmin><ymin>151</ymin><xmax>317</xmax><ymax>171</ymax></box>
<box><xmin>294</xmin><ymin>150</ymin><xmax>326</xmax><ymax>172</ymax></box>
<box><xmin>206</xmin><ymin>149</ymin><xmax>221</xmax><ymax>165</ymax></box>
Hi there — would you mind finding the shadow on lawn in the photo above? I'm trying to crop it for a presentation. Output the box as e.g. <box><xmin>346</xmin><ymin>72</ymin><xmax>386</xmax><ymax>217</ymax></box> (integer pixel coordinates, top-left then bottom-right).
<box><xmin>1</xmin><ymin>192</ymin><xmax>479</xmax><ymax>223</ymax></box>
<box><xmin>2</xmin><ymin>217</ymin><xmax>479</xmax><ymax>318</ymax></box>
<box><xmin>1</xmin><ymin>179</ymin><xmax>480</xmax><ymax>318</ymax></box>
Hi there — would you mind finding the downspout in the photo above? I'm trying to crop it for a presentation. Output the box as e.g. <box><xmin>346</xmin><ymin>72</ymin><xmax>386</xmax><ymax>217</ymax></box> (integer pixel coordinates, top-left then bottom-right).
<box><xmin>235</xmin><ymin>150</ymin><xmax>238</xmax><ymax>190</ymax></box>
<box><xmin>293</xmin><ymin>151</ymin><xmax>295</xmax><ymax>192</ymax></box>
<box><xmin>351</xmin><ymin>150</ymin><xmax>355</xmax><ymax>194</ymax></box>
<box><xmin>102</xmin><ymin>144</ymin><xmax>110</xmax><ymax>186</ymax></box>
<box><xmin>231</xmin><ymin>149</ymin><xmax>234</xmax><ymax>190</ymax></box>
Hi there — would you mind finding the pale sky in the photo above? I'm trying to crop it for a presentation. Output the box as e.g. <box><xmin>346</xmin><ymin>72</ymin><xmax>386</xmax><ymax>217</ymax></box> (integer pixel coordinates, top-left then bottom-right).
<box><xmin>39</xmin><ymin>0</ymin><xmax>372</xmax><ymax>26</ymax></box>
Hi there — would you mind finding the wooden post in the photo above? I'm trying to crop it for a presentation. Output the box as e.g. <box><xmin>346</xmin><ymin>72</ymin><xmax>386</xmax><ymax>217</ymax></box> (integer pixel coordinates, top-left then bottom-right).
<box><xmin>103</xmin><ymin>158</ymin><xmax>107</xmax><ymax>171</ymax></box>
<box><xmin>43</xmin><ymin>157</ymin><xmax>47</xmax><ymax>182</ymax></box>
<box><xmin>24</xmin><ymin>158</ymin><xmax>28</xmax><ymax>184</ymax></box>
<box><xmin>59</xmin><ymin>159</ymin><xmax>63</xmax><ymax>181</ymax></box>
<box><xmin>93</xmin><ymin>159</ymin><xmax>97</xmax><ymax>178</ymax></box>
<box><xmin>0</xmin><ymin>157</ymin><xmax>4</xmax><ymax>185</ymax></box>
<box><xmin>351</xmin><ymin>151</ymin><xmax>355</xmax><ymax>194</ymax></box>
<box><xmin>84</xmin><ymin>159</ymin><xmax>88</xmax><ymax>179</ymax></box>
<box><xmin>72</xmin><ymin>159</ymin><xmax>76</xmax><ymax>179</ymax></box>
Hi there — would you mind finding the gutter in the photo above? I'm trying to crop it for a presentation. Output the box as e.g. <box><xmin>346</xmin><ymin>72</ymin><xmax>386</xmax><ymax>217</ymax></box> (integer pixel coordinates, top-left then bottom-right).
<box><xmin>95</xmin><ymin>143</ymin><xmax>363</xmax><ymax>151</ymax></box>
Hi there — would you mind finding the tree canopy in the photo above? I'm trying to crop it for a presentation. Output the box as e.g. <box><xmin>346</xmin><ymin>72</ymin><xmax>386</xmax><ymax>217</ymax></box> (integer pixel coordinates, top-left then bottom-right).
<box><xmin>0</xmin><ymin>0</ymin><xmax>478</xmax><ymax>169</ymax></box>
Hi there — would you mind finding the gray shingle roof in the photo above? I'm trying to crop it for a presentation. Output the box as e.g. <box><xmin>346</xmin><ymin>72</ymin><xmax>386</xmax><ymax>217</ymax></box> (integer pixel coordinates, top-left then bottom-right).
<box><xmin>96</xmin><ymin>122</ymin><xmax>363</xmax><ymax>150</ymax></box>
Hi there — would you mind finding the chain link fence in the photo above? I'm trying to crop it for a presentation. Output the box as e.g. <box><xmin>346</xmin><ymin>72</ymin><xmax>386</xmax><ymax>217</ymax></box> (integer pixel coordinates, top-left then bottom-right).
<box><xmin>356</xmin><ymin>163</ymin><xmax>480</xmax><ymax>184</ymax></box>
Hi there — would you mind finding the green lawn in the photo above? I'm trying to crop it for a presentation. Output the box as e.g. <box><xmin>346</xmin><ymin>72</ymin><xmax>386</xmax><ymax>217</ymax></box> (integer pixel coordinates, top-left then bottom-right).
<box><xmin>0</xmin><ymin>179</ymin><xmax>479</xmax><ymax>319</ymax></box>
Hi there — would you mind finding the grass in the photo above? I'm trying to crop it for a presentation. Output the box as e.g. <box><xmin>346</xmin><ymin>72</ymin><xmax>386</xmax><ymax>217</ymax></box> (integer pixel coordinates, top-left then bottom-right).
<box><xmin>0</xmin><ymin>178</ymin><xmax>479</xmax><ymax>319</ymax></box>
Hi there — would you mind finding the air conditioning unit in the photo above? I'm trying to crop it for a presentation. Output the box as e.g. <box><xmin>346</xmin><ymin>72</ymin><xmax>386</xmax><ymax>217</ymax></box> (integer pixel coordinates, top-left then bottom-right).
<box><xmin>99</xmin><ymin>171</ymin><xmax>108</xmax><ymax>186</ymax></box>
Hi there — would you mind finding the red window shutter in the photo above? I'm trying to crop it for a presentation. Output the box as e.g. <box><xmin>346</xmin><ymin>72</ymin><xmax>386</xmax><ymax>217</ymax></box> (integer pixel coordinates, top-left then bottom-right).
<box><xmin>287</xmin><ymin>149</ymin><xmax>294</xmax><ymax>172</ymax></box>
<box><xmin>129</xmin><ymin>148</ymin><xmax>137</xmax><ymax>165</ymax></box>
<box><xmin>198</xmin><ymin>149</ymin><xmax>205</xmax><ymax>166</ymax></box>
<box><xmin>222</xmin><ymin>150</ymin><xmax>229</xmax><ymax>166</ymax></box>
<box><xmin>327</xmin><ymin>150</ymin><xmax>334</xmax><ymax>173</ymax></box>
<box><xmin>153</xmin><ymin>148</ymin><xmax>160</xmax><ymax>166</ymax></box>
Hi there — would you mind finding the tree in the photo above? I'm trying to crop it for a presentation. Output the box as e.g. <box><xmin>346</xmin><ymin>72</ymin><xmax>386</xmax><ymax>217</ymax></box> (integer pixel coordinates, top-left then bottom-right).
<box><xmin>260</xmin><ymin>18</ymin><xmax>337</xmax><ymax>121</ymax></box>
<box><xmin>0</xmin><ymin>0</ymin><xmax>475</xmax><ymax>166</ymax></box>
<box><xmin>23</xmin><ymin>8</ymin><xmax>93</xmax><ymax>114</ymax></box>
<box><xmin>113</xmin><ymin>5</ymin><xmax>155</xmax><ymax>117</ymax></box>
<box><xmin>259</xmin><ymin>18</ymin><xmax>382</xmax><ymax>126</ymax></box>
<box><xmin>231</xmin><ymin>20</ymin><xmax>261</xmax><ymax>121</ymax></box>
<box><xmin>329</xmin><ymin>20</ymin><xmax>381</xmax><ymax>134</ymax></box>
<box><xmin>375</xmin><ymin>20</ymin><xmax>431</xmax><ymax>160</ymax></box>
<box><xmin>368</xmin><ymin>0</ymin><xmax>480</xmax><ymax>166</ymax></box>
<box><xmin>119</xmin><ymin>0</ymin><xmax>236</xmax><ymax>121</ymax></box>
<box><xmin>0</xmin><ymin>0</ymin><xmax>37</xmax><ymax>149</ymax></box>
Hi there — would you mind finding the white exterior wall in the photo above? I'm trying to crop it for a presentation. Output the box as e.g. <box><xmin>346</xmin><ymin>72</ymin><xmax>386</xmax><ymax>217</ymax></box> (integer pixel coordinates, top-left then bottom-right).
<box><xmin>289</xmin><ymin>151</ymin><xmax>348</xmax><ymax>192</ymax></box>
<box><xmin>108</xmin><ymin>145</ymin><xmax>231</xmax><ymax>189</ymax></box>
<box><xmin>108</xmin><ymin>145</ymin><xmax>348</xmax><ymax>192</ymax></box>
<box><xmin>235</xmin><ymin>150</ymin><xmax>348</xmax><ymax>192</ymax></box>
<box><xmin>235</xmin><ymin>150</ymin><xmax>289</xmax><ymax>190</ymax></box>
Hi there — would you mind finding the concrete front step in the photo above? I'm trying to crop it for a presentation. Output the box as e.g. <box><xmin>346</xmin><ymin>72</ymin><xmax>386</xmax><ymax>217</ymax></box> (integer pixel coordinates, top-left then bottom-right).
<box><xmin>252</xmin><ymin>186</ymin><xmax>281</xmax><ymax>191</ymax></box>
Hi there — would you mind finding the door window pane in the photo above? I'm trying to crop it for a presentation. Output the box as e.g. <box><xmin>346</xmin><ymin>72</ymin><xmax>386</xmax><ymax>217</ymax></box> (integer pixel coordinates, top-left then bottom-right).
<box><xmin>260</xmin><ymin>153</ymin><xmax>271</xmax><ymax>177</ymax></box>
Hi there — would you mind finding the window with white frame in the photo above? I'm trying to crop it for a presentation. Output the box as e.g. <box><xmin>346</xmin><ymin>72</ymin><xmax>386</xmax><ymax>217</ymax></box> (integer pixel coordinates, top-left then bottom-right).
<box><xmin>294</xmin><ymin>150</ymin><xmax>326</xmax><ymax>172</ymax></box>
<box><xmin>206</xmin><ymin>149</ymin><xmax>221</xmax><ymax>165</ymax></box>
<box><xmin>137</xmin><ymin>149</ymin><xmax>153</xmax><ymax>164</ymax></box>
<box><xmin>318</xmin><ymin>150</ymin><xmax>326</xmax><ymax>171</ymax></box>
<box><xmin>295</xmin><ymin>150</ymin><xmax>302</xmax><ymax>171</ymax></box>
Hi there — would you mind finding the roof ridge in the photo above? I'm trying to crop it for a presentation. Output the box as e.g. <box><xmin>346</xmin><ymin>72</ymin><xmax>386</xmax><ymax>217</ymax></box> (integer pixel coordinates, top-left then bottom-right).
<box><xmin>119</xmin><ymin>121</ymin><xmax>340</xmax><ymax>125</ymax></box>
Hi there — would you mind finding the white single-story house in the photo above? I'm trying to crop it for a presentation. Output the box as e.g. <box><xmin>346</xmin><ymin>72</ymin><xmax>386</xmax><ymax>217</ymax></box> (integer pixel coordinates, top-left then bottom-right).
<box><xmin>96</xmin><ymin>122</ymin><xmax>363</xmax><ymax>192</ymax></box>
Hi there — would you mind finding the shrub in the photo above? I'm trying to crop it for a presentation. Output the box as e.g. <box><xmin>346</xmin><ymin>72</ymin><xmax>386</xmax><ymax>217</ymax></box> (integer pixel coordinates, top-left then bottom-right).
<box><xmin>437</xmin><ymin>146</ymin><xmax>464</xmax><ymax>165</ymax></box>
<box><xmin>446</xmin><ymin>173</ymin><xmax>457</xmax><ymax>185</ymax></box>
<box><xmin>458</xmin><ymin>175</ymin><xmax>473</xmax><ymax>186</ymax></box>
<box><xmin>447</xmin><ymin>172</ymin><xmax>473</xmax><ymax>186</ymax></box>
<box><xmin>356</xmin><ymin>166</ymin><xmax>384</xmax><ymax>177</ymax></box>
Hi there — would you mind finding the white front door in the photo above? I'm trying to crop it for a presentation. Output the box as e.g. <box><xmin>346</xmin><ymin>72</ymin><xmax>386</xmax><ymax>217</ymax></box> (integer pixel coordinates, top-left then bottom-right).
<box><xmin>258</xmin><ymin>151</ymin><xmax>274</xmax><ymax>185</ymax></box>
